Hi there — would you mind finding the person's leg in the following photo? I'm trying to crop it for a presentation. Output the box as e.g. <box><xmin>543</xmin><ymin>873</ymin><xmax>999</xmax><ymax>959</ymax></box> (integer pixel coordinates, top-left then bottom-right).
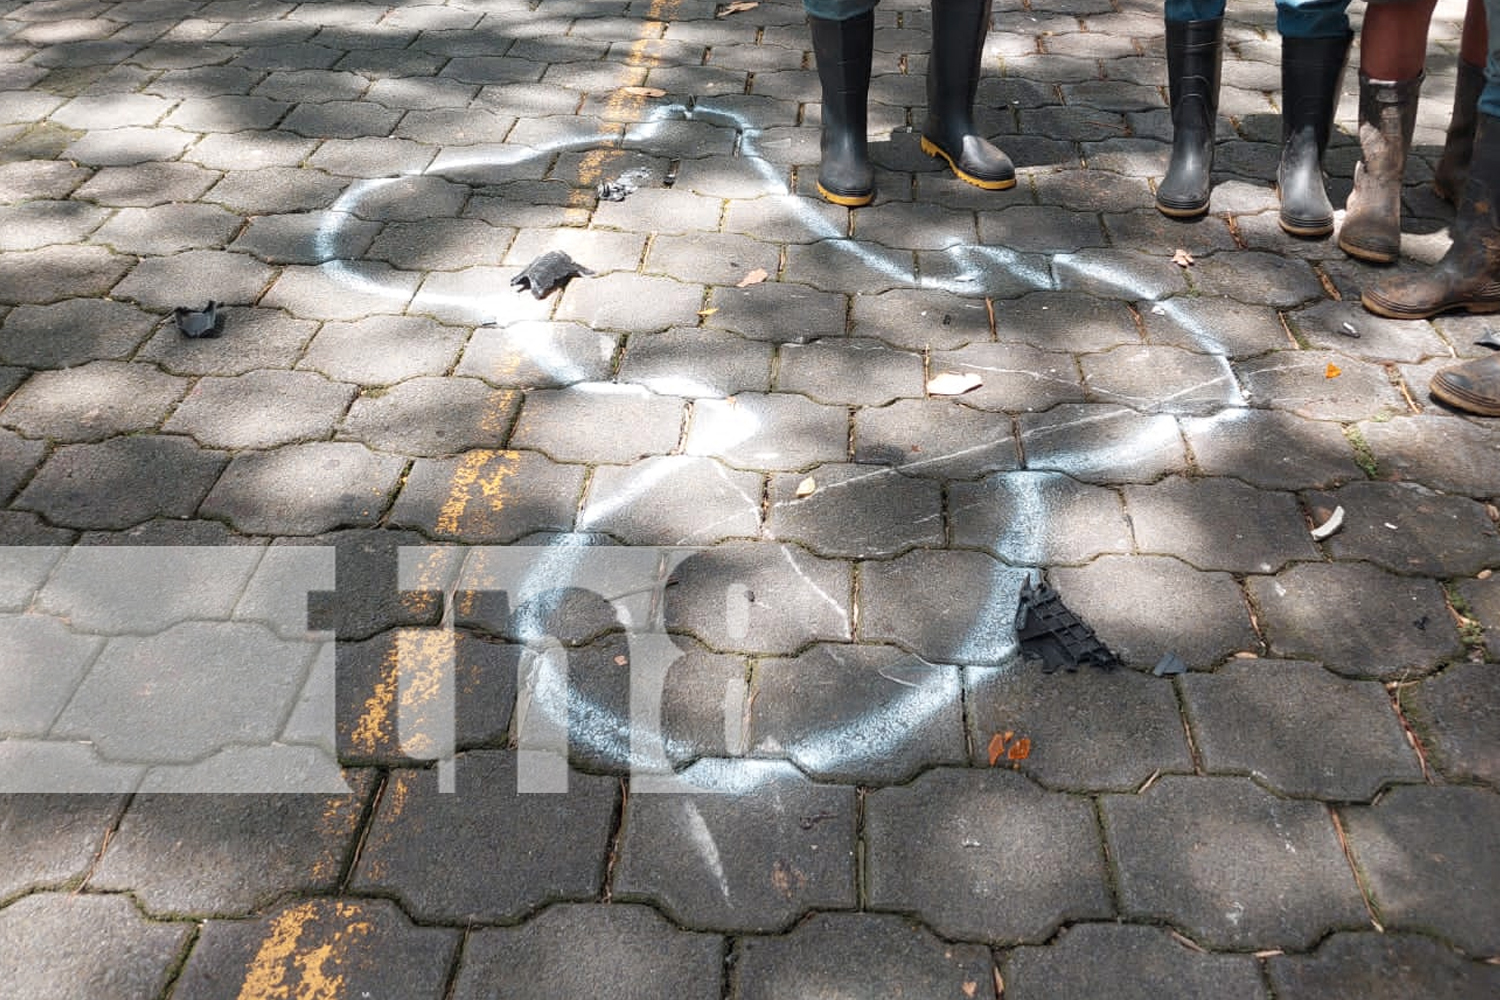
<box><xmin>1436</xmin><ymin>0</ymin><xmax>1489</xmax><ymax>200</ymax></box>
<box><xmin>1276</xmin><ymin>0</ymin><xmax>1354</xmax><ymax>236</ymax></box>
<box><xmin>922</xmin><ymin>0</ymin><xmax>1015</xmax><ymax>189</ymax></box>
<box><xmin>1338</xmin><ymin>0</ymin><xmax>1435</xmax><ymax>263</ymax></box>
<box><xmin>1155</xmin><ymin>0</ymin><xmax>1228</xmax><ymax>216</ymax></box>
<box><xmin>805</xmin><ymin>0</ymin><xmax>879</xmax><ymax>206</ymax></box>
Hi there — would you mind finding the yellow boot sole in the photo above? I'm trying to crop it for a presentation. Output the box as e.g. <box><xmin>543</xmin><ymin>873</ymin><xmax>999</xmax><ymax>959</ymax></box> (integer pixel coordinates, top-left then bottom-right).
<box><xmin>816</xmin><ymin>182</ymin><xmax>874</xmax><ymax>207</ymax></box>
<box><xmin>920</xmin><ymin>136</ymin><xmax>1016</xmax><ymax>191</ymax></box>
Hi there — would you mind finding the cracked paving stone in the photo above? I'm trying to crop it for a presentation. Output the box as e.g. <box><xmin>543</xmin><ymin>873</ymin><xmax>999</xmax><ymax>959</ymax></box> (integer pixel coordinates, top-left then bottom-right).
<box><xmin>453</xmin><ymin>903</ymin><xmax>723</xmax><ymax>1000</ymax></box>
<box><xmin>685</xmin><ymin>392</ymin><xmax>848</xmax><ymax>472</ymax></box>
<box><xmin>1047</xmin><ymin>555</ymin><xmax>1259</xmax><ymax>669</ymax></box>
<box><xmin>776</xmin><ymin>338</ymin><xmax>925</xmax><ymax>407</ymax></box>
<box><xmin>854</xmin><ymin>398</ymin><xmax>1020</xmax><ymax>480</ymax></box>
<box><xmin>1236</xmin><ymin>350</ymin><xmax>1408</xmax><ymax>422</ymax></box>
<box><xmin>749</xmin><ymin>643</ymin><xmax>966</xmax><ymax>784</ymax></box>
<box><xmin>860</xmin><ymin>549</ymin><xmax>1028</xmax><ymax>666</ymax></box>
<box><xmin>0</xmin><ymin>893</ymin><xmax>191</xmax><ymax>1000</ymax></box>
<box><xmin>849</xmin><ymin>288</ymin><xmax>990</xmax><ymax>351</ymax></box>
<box><xmin>733</xmin><ymin>913</ymin><xmax>996</xmax><ymax>1000</ymax></box>
<box><xmin>164</xmin><ymin>370</ymin><xmax>357</xmax><ymax>450</ymax></box>
<box><xmin>389</xmin><ymin>449</ymin><xmax>585</xmax><ymax>543</ymax></box>
<box><xmin>1266</xmin><ymin>931</ymin><xmax>1500</xmax><ymax>999</ymax></box>
<box><xmin>0</xmin><ymin>298</ymin><xmax>158</xmax><ymax>368</ymax></box>
<box><xmin>339</xmin><ymin>377</ymin><xmax>519</xmax><ymax>457</ymax></box>
<box><xmin>950</xmin><ymin>470</ymin><xmax>1131</xmax><ymax>565</ymax></box>
<box><xmin>706</xmin><ymin>281</ymin><xmax>848</xmax><ymax>344</ymax></box>
<box><xmin>136</xmin><ymin>307</ymin><xmax>319</xmax><ymax>376</ymax></box>
<box><xmin>199</xmin><ymin>441</ymin><xmax>405</xmax><ymax>536</ymax></box>
<box><xmin>1180</xmin><ymin>410</ymin><xmax>1366</xmax><ymax>489</ymax></box>
<box><xmin>1124</xmin><ymin>475</ymin><xmax>1319</xmax><ymax>573</ymax></box>
<box><xmin>579</xmin><ymin>455</ymin><xmax>762</xmax><ymax>545</ymax></box>
<box><xmin>15</xmin><ymin>435</ymin><xmax>227</xmax><ymax>530</ymax></box>
<box><xmin>1343</xmin><ymin>785</ymin><xmax>1500</xmax><ymax>955</ymax></box>
<box><xmin>298</xmin><ymin>314</ymin><xmax>468</xmax><ymax>385</ymax></box>
<box><xmin>509</xmin><ymin>383</ymin><xmax>683</xmax><ymax>464</ymax></box>
<box><xmin>1305</xmin><ymin>481</ymin><xmax>1500</xmax><ymax>576</ymax></box>
<box><xmin>351</xmin><ymin>751</ymin><xmax>619</xmax><ymax>923</ymax></box>
<box><xmin>0</xmin><ymin>245</ymin><xmax>133</xmax><ymax>305</ymax></box>
<box><xmin>1181</xmin><ymin>659</ymin><xmax>1422</xmax><ymax>799</ymax></box>
<box><xmin>613</xmin><ymin>759</ymin><xmax>856</xmax><ymax>933</ymax></box>
<box><xmin>1003</xmin><ymin>923</ymin><xmax>1268</xmax><ymax>1000</ymax></box>
<box><xmin>967</xmin><ymin>664</ymin><xmax>1192</xmax><ymax>792</ymax></box>
<box><xmin>1103</xmin><ymin>775</ymin><xmax>1368</xmax><ymax>950</ymax></box>
<box><xmin>171</xmin><ymin>898</ymin><xmax>459</xmax><ymax>1000</ymax></box>
<box><xmin>663</xmin><ymin>541</ymin><xmax>852</xmax><ymax>654</ymax></box>
<box><xmin>0</xmin><ymin>361</ymin><xmax>187</xmax><ymax>443</ymax></box>
<box><xmin>865</xmin><ymin>767</ymin><xmax>1112</xmax><ymax>943</ymax></box>
<box><xmin>0</xmin><ymin>796</ymin><xmax>122</xmax><ymax>900</ymax></box>
<box><xmin>459</xmin><ymin>320</ymin><xmax>616</xmax><ymax>388</ymax></box>
<box><xmin>1080</xmin><ymin>345</ymin><xmax>1242</xmax><ymax>415</ymax></box>
<box><xmin>767</xmin><ymin>463</ymin><xmax>942</xmax><ymax>558</ymax></box>
<box><xmin>1018</xmin><ymin>403</ymin><xmax>1189</xmax><ymax>483</ymax></box>
<box><xmin>87</xmin><ymin>771</ymin><xmax>374</xmax><ymax>915</ymax></box>
<box><xmin>1246</xmin><ymin>562</ymin><xmax>1460</xmax><ymax>679</ymax></box>
<box><xmin>1405</xmin><ymin>660</ymin><xmax>1500</xmax><ymax>785</ymax></box>
<box><xmin>1358</xmin><ymin>414</ymin><xmax>1500</xmax><ymax>497</ymax></box>
<box><xmin>1288</xmin><ymin>299</ymin><xmax>1449</xmax><ymax>363</ymax></box>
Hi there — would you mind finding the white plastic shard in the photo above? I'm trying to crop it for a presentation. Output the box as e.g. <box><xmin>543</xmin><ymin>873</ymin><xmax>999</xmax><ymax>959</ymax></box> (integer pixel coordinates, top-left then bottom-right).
<box><xmin>1310</xmin><ymin>504</ymin><xmax>1346</xmax><ymax>540</ymax></box>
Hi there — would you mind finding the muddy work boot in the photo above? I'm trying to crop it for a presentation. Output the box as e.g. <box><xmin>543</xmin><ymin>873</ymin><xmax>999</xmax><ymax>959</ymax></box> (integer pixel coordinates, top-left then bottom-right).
<box><xmin>1338</xmin><ymin>73</ymin><xmax>1423</xmax><ymax>263</ymax></box>
<box><xmin>1363</xmin><ymin>114</ymin><xmax>1500</xmax><ymax>320</ymax></box>
<box><xmin>1435</xmin><ymin>59</ymin><xmax>1484</xmax><ymax>204</ymax></box>
<box><xmin>1430</xmin><ymin>353</ymin><xmax>1500</xmax><ymax>415</ymax></box>
<box><xmin>809</xmin><ymin>11</ymin><xmax>875</xmax><ymax>206</ymax></box>
<box><xmin>1155</xmin><ymin>17</ymin><xmax>1223</xmax><ymax>218</ymax></box>
<box><xmin>1278</xmin><ymin>32</ymin><xmax>1353</xmax><ymax>237</ymax></box>
<box><xmin>920</xmin><ymin>0</ymin><xmax>1015</xmax><ymax>190</ymax></box>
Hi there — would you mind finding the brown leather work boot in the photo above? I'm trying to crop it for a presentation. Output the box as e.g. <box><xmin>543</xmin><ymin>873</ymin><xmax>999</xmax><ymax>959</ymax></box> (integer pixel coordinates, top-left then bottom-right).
<box><xmin>1430</xmin><ymin>353</ymin><xmax>1500</xmax><ymax>416</ymax></box>
<box><xmin>1362</xmin><ymin>113</ymin><xmax>1500</xmax><ymax>320</ymax></box>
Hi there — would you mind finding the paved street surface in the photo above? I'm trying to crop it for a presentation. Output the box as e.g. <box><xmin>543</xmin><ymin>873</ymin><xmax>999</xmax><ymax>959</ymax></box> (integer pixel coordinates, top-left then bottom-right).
<box><xmin>2</xmin><ymin>0</ymin><xmax>1499</xmax><ymax>996</ymax></box>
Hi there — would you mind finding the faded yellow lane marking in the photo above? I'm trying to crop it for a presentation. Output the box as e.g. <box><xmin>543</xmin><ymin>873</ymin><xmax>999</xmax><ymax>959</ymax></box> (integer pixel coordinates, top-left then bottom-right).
<box><xmin>236</xmin><ymin>901</ymin><xmax>373</xmax><ymax>1000</ymax></box>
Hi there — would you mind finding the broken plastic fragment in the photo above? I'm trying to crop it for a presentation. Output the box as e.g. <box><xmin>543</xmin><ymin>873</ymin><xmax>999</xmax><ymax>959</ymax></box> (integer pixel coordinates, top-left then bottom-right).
<box><xmin>927</xmin><ymin>371</ymin><xmax>983</xmax><ymax>396</ymax></box>
<box><xmin>174</xmin><ymin>301</ymin><xmax>225</xmax><ymax>339</ymax></box>
<box><xmin>1152</xmin><ymin>651</ymin><xmax>1188</xmax><ymax>677</ymax></box>
<box><xmin>596</xmin><ymin>178</ymin><xmax>635</xmax><ymax>201</ymax></box>
<box><xmin>1014</xmin><ymin>577</ymin><xmax>1120</xmax><ymax>673</ymax></box>
<box><xmin>1310</xmin><ymin>504</ymin><xmax>1345</xmax><ymax>540</ymax></box>
<box><xmin>794</xmin><ymin>476</ymin><xmax>817</xmax><ymax>499</ymax></box>
<box><xmin>510</xmin><ymin>251</ymin><xmax>595</xmax><ymax>299</ymax></box>
<box><xmin>1339</xmin><ymin>321</ymin><xmax>1361</xmax><ymax>338</ymax></box>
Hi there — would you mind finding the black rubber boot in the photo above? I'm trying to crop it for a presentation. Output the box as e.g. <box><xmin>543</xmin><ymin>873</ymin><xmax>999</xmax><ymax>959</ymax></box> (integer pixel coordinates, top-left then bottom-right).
<box><xmin>1363</xmin><ymin>114</ymin><xmax>1500</xmax><ymax>320</ymax></box>
<box><xmin>1434</xmin><ymin>59</ymin><xmax>1484</xmax><ymax>204</ymax></box>
<box><xmin>1277</xmin><ymin>32</ymin><xmax>1353</xmax><ymax>237</ymax></box>
<box><xmin>1338</xmin><ymin>72</ymin><xmax>1422</xmax><ymax>264</ymax></box>
<box><xmin>1155</xmin><ymin>17</ymin><xmax>1223</xmax><ymax>218</ymax></box>
<box><xmin>810</xmin><ymin>12</ymin><xmax>875</xmax><ymax>207</ymax></box>
<box><xmin>920</xmin><ymin>0</ymin><xmax>1015</xmax><ymax>190</ymax></box>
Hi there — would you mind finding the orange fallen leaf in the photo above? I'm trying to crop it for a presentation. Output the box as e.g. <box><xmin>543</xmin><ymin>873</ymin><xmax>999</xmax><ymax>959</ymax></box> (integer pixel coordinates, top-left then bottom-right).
<box><xmin>1325</xmin><ymin>362</ymin><xmax>1342</xmax><ymax>379</ymax></box>
<box><xmin>621</xmin><ymin>85</ymin><xmax>667</xmax><ymax>98</ymax></box>
<box><xmin>716</xmin><ymin>0</ymin><xmax>758</xmax><ymax>15</ymax></box>
<box><xmin>962</xmin><ymin>982</ymin><xmax>978</xmax><ymax>998</ymax></box>
<box><xmin>986</xmin><ymin>733</ymin><xmax>1007</xmax><ymax>766</ymax></box>
<box><xmin>1007</xmin><ymin>736</ymin><xmax>1031</xmax><ymax>760</ymax></box>
<box><xmin>736</xmin><ymin>267</ymin><xmax>769</xmax><ymax>288</ymax></box>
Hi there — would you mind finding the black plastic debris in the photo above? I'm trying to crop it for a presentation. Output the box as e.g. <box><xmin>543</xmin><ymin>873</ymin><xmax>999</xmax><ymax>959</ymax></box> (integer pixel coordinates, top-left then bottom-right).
<box><xmin>510</xmin><ymin>251</ymin><xmax>595</xmax><ymax>299</ymax></box>
<box><xmin>173</xmin><ymin>301</ymin><xmax>225</xmax><ymax>338</ymax></box>
<box><xmin>1152</xmin><ymin>651</ymin><xmax>1188</xmax><ymax>677</ymax></box>
<box><xmin>596</xmin><ymin>178</ymin><xmax>635</xmax><ymax>201</ymax></box>
<box><xmin>1014</xmin><ymin>578</ymin><xmax>1120</xmax><ymax>673</ymax></box>
<box><xmin>1477</xmin><ymin>328</ymin><xmax>1500</xmax><ymax>350</ymax></box>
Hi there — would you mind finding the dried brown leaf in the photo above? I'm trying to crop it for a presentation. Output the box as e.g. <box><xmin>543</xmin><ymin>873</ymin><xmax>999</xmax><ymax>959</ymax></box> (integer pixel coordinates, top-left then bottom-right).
<box><xmin>736</xmin><ymin>267</ymin><xmax>769</xmax><ymax>288</ymax></box>
<box><xmin>1172</xmin><ymin>248</ymin><xmax>1194</xmax><ymax>267</ymax></box>
<box><xmin>717</xmin><ymin>0</ymin><xmax>759</xmax><ymax>14</ymax></box>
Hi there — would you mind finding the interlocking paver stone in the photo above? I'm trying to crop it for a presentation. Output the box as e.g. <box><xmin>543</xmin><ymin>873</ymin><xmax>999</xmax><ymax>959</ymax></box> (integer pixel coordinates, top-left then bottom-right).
<box><xmin>1306</xmin><ymin>480</ymin><xmax>1500</xmax><ymax>575</ymax></box>
<box><xmin>1048</xmin><ymin>555</ymin><xmax>1259</xmax><ymax>668</ymax></box>
<box><xmin>580</xmin><ymin>455</ymin><xmax>761</xmax><ymax>545</ymax></box>
<box><xmin>388</xmin><ymin>449</ymin><xmax>586</xmax><ymax>542</ymax></box>
<box><xmin>0</xmin><ymin>244</ymin><xmax>132</xmax><ymax>305</ymax></box>
<box><xmin>616</xmin><ymin>326</ymin><xmax>773</xmax><ymax>398</ymax></box>
<box><xmin>1406</xmin><ymin>660</ymin><xmax>1500</xmax><ymax>785</ymax></box>
<box><xmin>453</xmin><ymin>904</ymin><xmax>723</xmax><ymax>1000</ymax></box>
<box><xmin>300</xmin><ymin>314</ymin><xmax>468</xmax><ymax>385</ymax></box>
<box><xmin>510</xmin><ymin>383</ymin><xmax>683</xmax><ymax>463</ymax></box>
<box><xmin>69</xmin><ymin>160</ymin><xmax>218</xmax><ymax>205</ymax></box>
<box><xmin>200</xmin><ymin>441</ymin><xmax>405</xmax><ymax>535</ymax></box>
<box><xmin>1102</xmin><ymin>775</ymin><xmax>1368</xmax><ymax>949</ymax></box>
<box><xmin>351</xmin><ymin>751</ymin><xmax>618</xmax><ymax>922</ymax></box>
<box><xmin>776</xmin><ymin>337</ymin><xmax>924</xmax><ymax>406</ymax></box>
<box><xmin>645</xmin><ymin>233</ymin><xmax>780</xmax><ymax>288</ymax></box>
<box><xmin>1180</xmin><ymin>409</ymin><xmax>1365</xmax><ymax>488</ymax></box>
<box><xmin>686</xmin><ymin>391</ymin><xmax>848</xmax><ymax>471</ymax></box>
<box><xmin>0</xmin><ymin>795</ymin><xmax>121</xmax><ymax>900</ymax></box>
<box><xmin>0</xmin><ymin>428</ymin><xmax>44</xmax><ymax>502</ymax></box>
<box><xmin>1018</xmin><ymin>404</ymin><xmax>1189</xmax><ymax>482</ymax></box>
<box><xmin>950</xmin><ymin>470</ymin><xmax>1131</xmax><ymax>565</ymax></box>
<box><xmin>0</xmin><ymin>361</ymin><xmax>187</xmax><ymax>442</ymax></box>
<box><xmin>1236</xmin><ymin>350</ymin><xmax>1408</xmax><ymax>421</ymax></box>
<box><xmin>1266</xmin><ymin>931</ymin><xmax>1500</xmax><ymax>1000</ymax></box>
<box><xmin>339</xmin><ymin>377</ymin><xmax>517</xmax><ymax>457</ymax></box>
<box><xmin>1080</xmin><ymin>345</ymin><xmax>1242</xmax><ymax>414</ymax></box>
<box><xmin>967</xmin><ymin>664</ymin><xmax>1192</xmax><ymax>791</ymax></box>
<box><xmin>854</xmin><ymin>398</ymin><xmax>1019</xmax><ymax>479</ymax></box>
<box><xmin>171</xmin><ymin>898</ymin><xmax>459</xmax><ymax>1000</ymax></box>
<box><xmin>1181</xmin><ymin>659</ymin><xmax>1422</xmax><ymax>799</ymax></box>
<box><xmin>1190</xmin><ymin>250</ymin><xmax>1327</xmax><ymax>308</ymax></box>
<box><xmin>136</xmin><ymin>307</ymin><xmax>318</xmax><ymax>376</ymax></box>
<box><xmin>733</xmin><ymin>913</ymin><xmax>996</xmax><ymax>1000</ymax></box>
<box><xmin>1358</xmin><ymin>413</ymin><xmax>1500</xmax><ymax>496</ymax></box>
<box><xmin>1343</xmin><ymin>785</ymin><xmax>1500</xmax><ymax>955</ymax></box>
<box><xmin>204</xmin><ymin>164</ymin><xmax>346</xmax><ymax>214</ymax></box>
<box><xmin>750</xmin><ymin>643</ymin><xmax>965</xmax><ymax>783</ymax></box>
<box><xmin>1141</xmin><ymin>295</ymin><xmax>1288</xmax><ymax>359</ymax></box>
<box><xmin>262</xmin><ymin>260</ymin><xmax>421</xmax><ymax>320</ymax></box>
<box><xmin>88</xmin><ymin>772</ymin><xmax>373</xmax><ymax>915</ymax></box>
<box><xmin>16</xmin><ymin>434</ymin><xmax>226</xmax><ymax>529</ymax></box>
<box><xmin>1003</xmin><ymin>923</ymin><xmax>1268</xmax><ymax>1000</ymax></box>
<box><xmin>113</xmin><ymin>249</ymin><xmax>277</xmax><ymax>310</ymax></box>
<box><xmin>0</xmin><ymin>199</ymin><xmax>108</xmax><ymax>251</ymax></box>
<box><xmin>1288</xmin><ymin>298</ymin><xmax>1449</xmax><ymax>363</ymax></box>
<box><xmin>614</xmin><ymin>759</ymin><xmax>856</xmax><ymax>932</ymax></box>
<box><xmin>165</xmin><ymin>370</ymin><xmax>356</xmax><ymax>450</ymax></box>
<box><xmin>861</xmin><ymin>549</ymin><xmax>1028</xmax><ymax>665</ymax></box>
<box><xmin>459</xmin><ymin>320</ymin><xmax>616</xmax><ymax>388</ymax></box>
<box><xmin>848</xmin><ymin>287</ymin><xmax>988</xmax><ymax>350</ymax></box>
<box><xmin>707</xmin><ymin>280</ymin><xmax>847</xmax><ymax>343</ymax></box>
<box><xmin>1125</xmin><ymin>475</ymin><xmax>1319</xmax><ymax>572</ymax></box>
<box><xmin>1247</xmin><ymin>562</ymin><xmax>1460</xmax><ymax>679</ymax></box>
<box><xmin>768</xmin><ymin>463</ymin><xmax>942</xmax><ymax>558</ymax></box>
<box><xmin>0</xmin><ymin>893</ymin><xmax>191</xmax><ymax>1000</ymax></box>
<box><xmin>866</xmin><ymin>767</ymin><xmax>1112</xmax><ymax>943</ymax></box>
<box><xmin>555</xmin><ymin>272</ymin><xmax>705</xmax><ymax>332</ymax></box>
